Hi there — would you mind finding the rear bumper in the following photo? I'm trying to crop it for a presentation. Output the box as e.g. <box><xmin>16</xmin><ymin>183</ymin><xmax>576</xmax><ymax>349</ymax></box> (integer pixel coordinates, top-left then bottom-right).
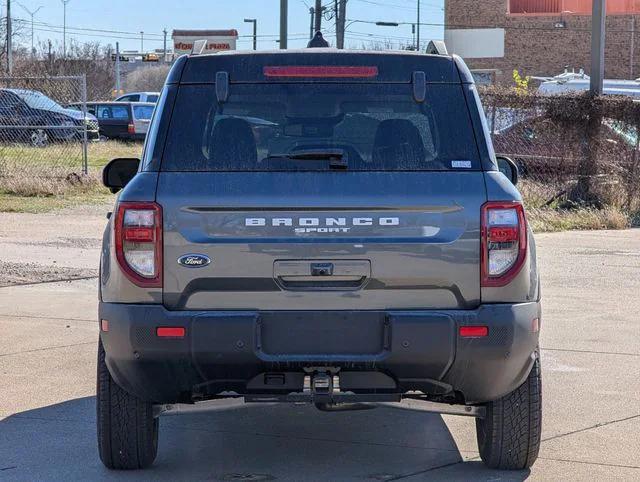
<box><xmin>99</xmin><ymin>302</ymin><xmax>541</xmax><ymax>405</ymax></box>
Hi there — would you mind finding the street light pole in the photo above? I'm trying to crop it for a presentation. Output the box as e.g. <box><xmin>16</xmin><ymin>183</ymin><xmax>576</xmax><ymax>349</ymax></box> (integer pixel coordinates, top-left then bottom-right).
<box><xmin>6</xmin><ymin>0</ymin><xmax>12</xmax><ymax>74</ymax></box>
<box><xmin>17</xmin><ymin>3</ymin><xmax>43</xmax><ymax>57</ymax></box>
<box><xmin>244</xmin><ymin>18</ymin><xmax>257</xmax><ymax>50</ymax></box>
<box><xmin>61</xmin><ymin>0</ymin><xmax>70</xmax><ymax>58</ymax></box>
<box><xmin>590</xmin><ymin>0</ymin><xmax>606</xmax><ymax>95</ymax></box>
<box><xmin>416</xmin><ymin>0</ymin><xmax>421</xmax><ymax>52</ymax></box>
<box><xmin>163</xmin><ymin>29</ymin><xmax>167</xmax><ymax>61</ymax></box>
<box><xmin>115</xmin><ymin>41</ymin><xmax>121</xmax><ymax>96</ymax></box>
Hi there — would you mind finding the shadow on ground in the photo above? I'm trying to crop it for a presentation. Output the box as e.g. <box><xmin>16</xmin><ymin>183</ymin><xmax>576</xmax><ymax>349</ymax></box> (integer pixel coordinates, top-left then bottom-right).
<box><xmin>0</xmin><ymin>397</ymin><xmax>531</xmax><ymax>481</ymax></box>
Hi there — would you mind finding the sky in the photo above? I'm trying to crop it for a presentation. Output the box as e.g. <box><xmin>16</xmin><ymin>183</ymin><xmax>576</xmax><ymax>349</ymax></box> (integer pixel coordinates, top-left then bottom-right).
<box><xmin>7</xmin><ymin>0</ymin><xmax>445</xmax><ymax>52</ymax></box>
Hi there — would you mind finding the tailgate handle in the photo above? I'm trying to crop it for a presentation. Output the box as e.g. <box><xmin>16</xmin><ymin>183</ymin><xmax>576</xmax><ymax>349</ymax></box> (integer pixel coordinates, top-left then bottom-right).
<box><xmin>274</xmin><ymin>260</ymin><xmax>370</xmax><ymax>291</ymax></box>
<box><xmin>311</xmin><ymin>263</ymin><xmax>334</xmax><ymax>277</ymax></box>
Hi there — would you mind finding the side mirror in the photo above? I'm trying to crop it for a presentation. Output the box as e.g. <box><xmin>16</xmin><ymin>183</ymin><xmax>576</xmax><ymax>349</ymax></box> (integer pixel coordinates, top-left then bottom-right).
<box><xmin>102</xmin><ymin>158</ymin><xmax>140</xmax><ymax>193</ymax></box>
<box><xmin>496</xmin><ymin>156</ymin><xmax>519</xmax><ymax>186</ymax></box>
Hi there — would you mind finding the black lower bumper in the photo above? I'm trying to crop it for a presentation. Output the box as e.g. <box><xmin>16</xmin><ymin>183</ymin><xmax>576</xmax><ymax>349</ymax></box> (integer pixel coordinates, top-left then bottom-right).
<box><xmin>99</xmin><ymin>302</ymin><xmax>540</xmax><ymax>405</ymax></box>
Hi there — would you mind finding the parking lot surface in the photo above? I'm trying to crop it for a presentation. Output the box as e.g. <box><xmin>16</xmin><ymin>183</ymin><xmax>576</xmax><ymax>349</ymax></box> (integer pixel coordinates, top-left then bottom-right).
<box><xmin>0</xmin><ymin>208</ymin><xmax>638</xmax><ymax>481</ymax></box>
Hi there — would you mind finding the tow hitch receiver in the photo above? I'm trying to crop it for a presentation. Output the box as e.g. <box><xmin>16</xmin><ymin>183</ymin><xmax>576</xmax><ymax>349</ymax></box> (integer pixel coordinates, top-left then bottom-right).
<box><xmin>311</xmin><ymin>372</ymin><xmax>333</xmax><ymax>403</ymax></box>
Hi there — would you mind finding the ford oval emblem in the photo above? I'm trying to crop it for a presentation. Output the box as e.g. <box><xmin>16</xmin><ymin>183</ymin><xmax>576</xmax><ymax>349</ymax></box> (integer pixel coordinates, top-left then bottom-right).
<box><xmin>177</xmin><ymin>254</ymin><xmax>211</xmax><ymax>268</ymax></box>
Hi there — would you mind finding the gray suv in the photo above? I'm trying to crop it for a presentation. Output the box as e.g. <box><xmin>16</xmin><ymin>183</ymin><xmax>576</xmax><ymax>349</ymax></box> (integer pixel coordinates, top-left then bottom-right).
<box><xmin>98</xmin><ymin>49</ymin><xmax>542</xmax><ymax>471</ymax></box>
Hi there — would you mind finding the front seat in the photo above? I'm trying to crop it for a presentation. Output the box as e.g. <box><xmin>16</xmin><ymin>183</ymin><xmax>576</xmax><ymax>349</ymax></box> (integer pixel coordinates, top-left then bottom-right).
<box><xmin>208</xmin><ymin>118</ymin><xmax>257</xmax><ymax>169</ymax></box>
<box><xmin>371</xmin><ymin>119</ymin><xmax>426</xmax><ymax>169</ymax></box>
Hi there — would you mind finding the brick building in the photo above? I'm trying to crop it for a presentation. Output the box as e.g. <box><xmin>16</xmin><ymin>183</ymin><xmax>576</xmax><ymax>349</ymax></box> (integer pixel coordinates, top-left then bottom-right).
<box><xmin>445</xmin><ymin>0</ymin><xmax>640</xmax><ymax>84</ymax></box>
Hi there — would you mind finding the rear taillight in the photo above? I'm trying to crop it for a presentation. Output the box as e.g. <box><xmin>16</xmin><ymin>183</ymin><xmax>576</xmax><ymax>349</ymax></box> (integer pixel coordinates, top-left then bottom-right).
<box><xmin>114</xmin><ymin>202</ymin><xmax>162</xmax><ymax>288</ymax></box>
<box><xmin>481</xmin><ymin>201</ymin><xmax>527</xmax><ymax>287</ymax></box>
<box><xmin>128</xmin><ymin>123</ymin><xmax>136</xmax><ymax>134</ymax></box>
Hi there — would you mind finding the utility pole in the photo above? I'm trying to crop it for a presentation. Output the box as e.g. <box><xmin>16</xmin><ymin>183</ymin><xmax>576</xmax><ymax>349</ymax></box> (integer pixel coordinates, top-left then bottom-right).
<box><xmin>6</xmin><ymin>0</ymin><xmax>12</xmax><ymax>74</ymax></box>
<box><xmin>337</xmin><ymin>0</ymin><xmax>347</xmax><ymax>49</ymax></box>
<box><xmin>115</xmin><ymin>41</ymin><xmax>121</xmax><ymax>96</ymax></box>
<box><xmin>140</xmin><ymin>31</ymin><xmax>144</xmax><ymax>53</ymax></box>
<box><xmin>315</xmin><ymin>0</ymin><xmax>322</xmax><ymax>32</ymax></box>
<box><xmin>61</xmin><ymin>0</ymin><xmax>71</xmax><ymax>58</ymax></box>
<box><xmin>416</xmin><ymin>0</ymin><xmax>421</xmax><ymax>52</ymax></box>
<box><xmin>280</xmin><ymin>0</ymin><xmax>288</xmax><ymax>49</ymax></box>
<box><xmin>412</xmin><ymin>23</ymin><xmax>416</xmax><ymax>50</ymax></box>
<box><xmin>18</xmin><ymin>3</ymin><xmax>43</xmax><ymax>57</ymax></box>
<box><xmin>309</xmin><ymin>7</ymin><xmax>315</xmax><ymax>40</ymax></box>
<box><xmin>334</xmin><ymin>0</ymin><xmax>339</xmax><ymax>46</ymax></box>
<box><xmin>590</xmin><ymin>0</ymin><xmax>606</xmax><ymax>95</ymax></box>
<box><xmin>244</xmin><ymin>18</ymin><xmax>257</xmax><ymax>50</ymax></box>
<box><xmin>163</xmin><ymin>29</ymin><xmax>167</xmax><ymax>61</ymax></box>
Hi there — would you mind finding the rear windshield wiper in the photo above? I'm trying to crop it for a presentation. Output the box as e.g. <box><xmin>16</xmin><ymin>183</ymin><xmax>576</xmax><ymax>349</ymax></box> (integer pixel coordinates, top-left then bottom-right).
<box><xmin>265</xmin><ymin>148</ymin><xmax>348</xmax><ymax>170</ymax></box>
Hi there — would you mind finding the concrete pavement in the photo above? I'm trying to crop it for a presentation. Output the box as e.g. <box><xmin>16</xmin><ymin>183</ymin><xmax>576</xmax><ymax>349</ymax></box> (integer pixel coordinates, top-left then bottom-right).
<box><xmin>0</xmin><ymin>209</ymin><xmax>638</xmax><ymax>480</ymax></box>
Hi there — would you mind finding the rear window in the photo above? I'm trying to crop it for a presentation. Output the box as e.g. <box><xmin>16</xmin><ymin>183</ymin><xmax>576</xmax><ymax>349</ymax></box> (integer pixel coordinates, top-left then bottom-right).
<box><xmin>161</xmin><ymin>83</ymin><xmax>480</xmax><ymax>171</ymax></box>
<box><xmin>133</xmin><ymin>105</ymin><xmax>155</xmax><ymax>120</ymax></box>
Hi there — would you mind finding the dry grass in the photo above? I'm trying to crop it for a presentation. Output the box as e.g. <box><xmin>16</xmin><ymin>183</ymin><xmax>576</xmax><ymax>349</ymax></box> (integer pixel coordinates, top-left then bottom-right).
<box><xmin>0</xmin><ymin>172</ymin><xmax>113</xmax><ymax>213</ymax></box>
<box><xmin>519</xmin><ymin>178</ymin><xmax>635</xmax><ymax>232</ymax></box>
<box><xmin>528</xmin><ymin>206</ymin><xmax>631</xmax><ymax>232</ymax></box>
<box><xmin>0</xmin><ymin>140</ymin><xmax>139</xmax><ymax>213</ymax></box>
<box><xmin>86</xmin><ymin>141</ymin><xmax>142</xmax><ymax>170</ymax></box>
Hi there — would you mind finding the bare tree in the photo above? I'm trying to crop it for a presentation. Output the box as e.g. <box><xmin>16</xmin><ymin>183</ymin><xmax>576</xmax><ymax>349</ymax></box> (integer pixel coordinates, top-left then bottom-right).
<box><xmin>13</xmin><ymin>39</ymin><xmax>115</xmax><ymax>100</ymax></box>
<box><xmin>124</xmin><ymin>65</ymin><xmax>170</xmax><ymax>93</ymax></box>
<box><xmin>0</xmin><ymin>16</ymin><xmax>27</xmax><ymax>70</ymax></box>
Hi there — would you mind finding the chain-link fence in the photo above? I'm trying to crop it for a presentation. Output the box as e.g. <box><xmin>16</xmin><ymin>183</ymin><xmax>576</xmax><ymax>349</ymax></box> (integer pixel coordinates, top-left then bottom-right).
<box><xmin>0</xmin><ymin>75</ymin><xmax>94</xmax><ymax>179</ymax></box>
<box><xmin>479</xmin><ymin>87</ymin><xmax>640</xmax><ymax>216</ymax></box>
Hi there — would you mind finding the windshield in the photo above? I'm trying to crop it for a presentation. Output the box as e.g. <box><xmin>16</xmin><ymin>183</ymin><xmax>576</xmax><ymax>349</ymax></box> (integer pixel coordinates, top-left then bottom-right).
<box><xmin>161</xmin><ymin>83</ymin><xmax>480</xmax><ymax>172</ymax></box>
<box><xmin>16</xmin><ymin>90</ymin><xmax>65</xmax><ymax>111</ymax></box>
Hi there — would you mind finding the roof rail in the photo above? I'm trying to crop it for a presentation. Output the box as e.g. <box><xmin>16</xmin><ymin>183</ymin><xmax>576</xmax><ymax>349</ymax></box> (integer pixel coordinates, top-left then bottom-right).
<box><xmin>191</xmin><ymin>40</ymin><xmax>208</xmax><ymax>55</ymax></box>
<box><xmin>425</xmin><ymin>40</ymin><xmax>448</xmax><ymax>56</ymax></box>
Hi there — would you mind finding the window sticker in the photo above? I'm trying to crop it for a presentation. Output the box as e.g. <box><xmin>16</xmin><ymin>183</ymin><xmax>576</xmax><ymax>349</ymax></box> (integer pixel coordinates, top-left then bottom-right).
<box><xmin>451</xmin><ymin>160</ymin><xmax>472</xmax><ymax>168</ymax></box>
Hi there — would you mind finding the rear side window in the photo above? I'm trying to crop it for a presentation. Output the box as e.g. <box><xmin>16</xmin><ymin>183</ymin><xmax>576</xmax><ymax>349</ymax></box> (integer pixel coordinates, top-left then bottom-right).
<box><xmin>133</xmin><ymin>105</ymin><xmax>155</xmax><ymax>120</ymax></box>
<box><xmin>119</xmin><ymin>94</ymin><xmax>140</xmax><ymax>102</ymax></box>
<box><xmin>147</xmin><ymin>95</ymin><xmax>159</xmax><ymax>103</ymax></box>
<box><xmin>161</xmin><ymin>83</ymin><xmax>480</xmax><ymax>172</ymax></box>
<box><xmin>98</xmin><ymin>105</ymin><xmax>129</xmax><ymax>120</ymax></box>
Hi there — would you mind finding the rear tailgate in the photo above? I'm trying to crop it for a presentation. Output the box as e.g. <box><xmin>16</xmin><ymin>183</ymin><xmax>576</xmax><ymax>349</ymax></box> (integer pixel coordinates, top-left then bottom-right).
<box><xmin>159</xmin><ymin>171</ymin><xmax>485</xmax><ymax>311</ymax></box>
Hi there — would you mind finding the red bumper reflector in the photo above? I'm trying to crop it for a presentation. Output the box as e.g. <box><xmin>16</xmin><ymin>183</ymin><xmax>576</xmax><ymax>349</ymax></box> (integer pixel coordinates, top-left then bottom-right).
<box><xmin>263</xmin><ymin>66</ymin><xmax>379</xmax><ymax>78</ymax></box>
<box><xmin>156</xmin><ymin>327</ymin><xmax>186</xmax><ymax>338</ymax></box>
<box><xmin>100</xmin><ymin>319</ymin><xmax>109</xmax><ymax>332</ymax></box>
<box><xmin>459</xmin><ymin>326</ymin><xmax>489</xmax><ymax>338</ymax></box>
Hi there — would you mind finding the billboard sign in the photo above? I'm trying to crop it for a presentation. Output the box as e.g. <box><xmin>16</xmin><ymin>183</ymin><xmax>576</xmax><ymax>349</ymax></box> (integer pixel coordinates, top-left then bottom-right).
<box><xmin>172</xmin><ymin>29</ymin><xmax>238</xmax><ymax>56</ymax></box>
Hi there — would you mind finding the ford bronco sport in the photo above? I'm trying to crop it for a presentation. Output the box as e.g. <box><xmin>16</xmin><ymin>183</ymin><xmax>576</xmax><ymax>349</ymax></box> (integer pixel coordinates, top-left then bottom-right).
<box><xmin>98</xmin><ymin>48</ymin><xmax>542</xmax><ymax>471</ymax></box>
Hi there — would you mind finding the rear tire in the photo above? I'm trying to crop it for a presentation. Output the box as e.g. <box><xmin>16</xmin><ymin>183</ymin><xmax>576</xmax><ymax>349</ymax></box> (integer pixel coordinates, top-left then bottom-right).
<box><xmin>476</xmin><ymin>351</ymin><xmax>542</xmax><ymax>470</ymax></box>
<box><xmin>97</xmin><ymin>338</ymin><xmax>158</xmax><ymax>470</ymax></box>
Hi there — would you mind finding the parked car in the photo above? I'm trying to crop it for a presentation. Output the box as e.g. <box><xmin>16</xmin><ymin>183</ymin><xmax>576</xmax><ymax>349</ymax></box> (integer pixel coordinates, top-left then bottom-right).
<box><xmin>98</xmin><ymin>48</ymin><xmax>541</xmax><ymax>471</ymax></box>
<box><xmin>69</xmin><ymin>101</ymin><xmax>155</xmax><ymax>141</ymax></box>
<box><xmin>0</xmin><ymin>88</ymin><xmax>99</xmax><ymax>146</ymax></box>
<box><xmin>492</xmin><ymin>115</ymin><xmax>637</xmax><ymax>178</ymax></box>
<box><xmin>115</xmin><ymin>91</ymin><xmax>160</xmax><ymax>103</ymax></box>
